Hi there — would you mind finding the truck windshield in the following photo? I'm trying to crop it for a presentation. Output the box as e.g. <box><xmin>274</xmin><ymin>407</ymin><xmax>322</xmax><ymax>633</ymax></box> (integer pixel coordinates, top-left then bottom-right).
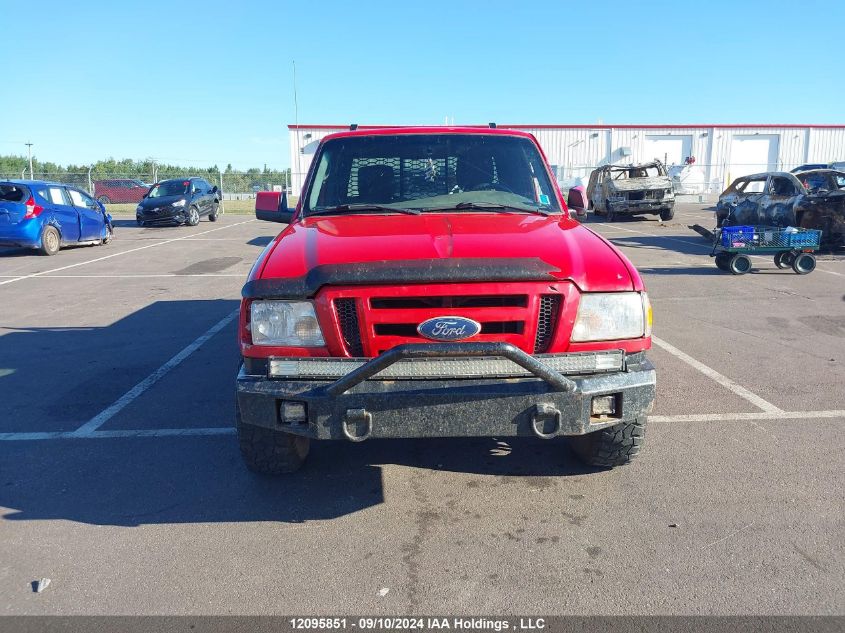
<box><xmin>304</xmin><ymin>134</ymin><xmax>562</xmax><ymax>215</ymax></box>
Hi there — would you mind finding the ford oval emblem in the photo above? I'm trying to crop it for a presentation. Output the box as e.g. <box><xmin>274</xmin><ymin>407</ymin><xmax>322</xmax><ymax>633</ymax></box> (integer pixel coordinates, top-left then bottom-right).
<box><xmin>417</xmin><ymin>316</ymin><xmax>481</xmax><ymax>342</ymax></box>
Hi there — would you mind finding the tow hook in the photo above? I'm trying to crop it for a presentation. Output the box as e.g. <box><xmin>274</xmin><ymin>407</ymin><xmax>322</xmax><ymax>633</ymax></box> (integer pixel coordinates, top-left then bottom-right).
<box><xmin>342</xmin><ymin>408</ymin><xmax>372</xmax><ymax>442</ymax></box>
<box><xmin>531</xmin><ymin>403</ymin><xmax>562</xmax><ymax>439</ymax></box>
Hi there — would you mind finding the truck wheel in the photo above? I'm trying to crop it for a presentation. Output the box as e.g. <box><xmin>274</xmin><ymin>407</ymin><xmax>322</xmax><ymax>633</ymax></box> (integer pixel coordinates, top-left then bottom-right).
<box><xmin>236</xmin><ymin>402</ymin><xmax>309</xmax><ymax>474</ymax></box>
<box><xmin>568</xmin><ymin>417</ymin><xmax>646</xmax><ymax>468</ymax></box>
<box><xmin>208</xmin><ymin>202</ymin><xmax>219</xmax><ymax>222</ymax></box>
<box><xmin>659</xmin><ymin>207</ymin><xmax>674</xmax><ymax>221</ymax></box>
<box><xmin>39</xmin><ymin>226</ymin><xmax>61</xmax><ymax>256</ymax></box>
<box><xmin>186</xmin><ymin>206</ymin><xmax>200</xmax><ymax>226</ymax></box>
<box><xmin>729</xmin><ymin>254</ymin><xmax>752</xmax><ymax>275</ymax></box>
<box><xmin>97</xmin><ymin>195</ymin><xmax>110</xmax><ymax>204</ymax></box>
<box><xmin>792</xmin><ymin>253</ymin><xmax>816</xmax><ymax>275</ymax></box>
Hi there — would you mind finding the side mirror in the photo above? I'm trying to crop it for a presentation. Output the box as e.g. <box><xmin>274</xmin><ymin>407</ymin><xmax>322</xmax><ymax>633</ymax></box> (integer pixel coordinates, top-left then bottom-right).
<box><xmin>567</xmin><ymin>187</ymin><xmax>589</xmax><ymax>218</ymax></box>
<box><xmin>255</xmin><ymin>191</ymin><xmax>293</xmax><ymax>224</ymax></box>
<box><xmin>211</xmin><ymin>186</ymin><xmax>219</xmax><ymax>194</ymax></box>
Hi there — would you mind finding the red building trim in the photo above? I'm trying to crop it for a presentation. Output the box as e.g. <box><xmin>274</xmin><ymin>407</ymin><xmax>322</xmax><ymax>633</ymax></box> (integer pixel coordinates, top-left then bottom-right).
<box><xmin>289</xmin><ymin>124</ymin><xmax>845</xmax><ymax>130</ymax></box>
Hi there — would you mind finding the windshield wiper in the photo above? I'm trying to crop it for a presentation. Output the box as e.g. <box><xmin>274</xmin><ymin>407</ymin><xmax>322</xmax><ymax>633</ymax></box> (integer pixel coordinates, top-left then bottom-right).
<box><xmin>420</xmin><ymin>202</ymin><xmax>553</xmax><ymax>216</ymax></box>
<box><xmin>309</xmin><ymin>204</ymin><xmax>421</xmax><ymax>216</ymax></box>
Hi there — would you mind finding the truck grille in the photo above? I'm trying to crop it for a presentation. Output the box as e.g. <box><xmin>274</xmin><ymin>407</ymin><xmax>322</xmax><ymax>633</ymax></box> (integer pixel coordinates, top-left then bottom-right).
<box><xmin>534</xmin><ymin>295</ymin><xmax>560</xmax><ymax>353</ymax></box>
<box><xmin>326</xmin><ymin>283</ymin><xmax>563</xmax><ymax>357</ymax></box>
<box><xmin>335</xmin><ymin>298</ymin><xmax>365</xmax><ymax>357</ymax></box>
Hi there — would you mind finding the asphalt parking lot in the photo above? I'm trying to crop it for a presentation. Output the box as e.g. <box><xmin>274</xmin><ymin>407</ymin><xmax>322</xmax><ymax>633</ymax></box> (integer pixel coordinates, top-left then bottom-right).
<box><xmin>1</xmin><ymin>205</ymin><xmax>843</xmax><ymax>615</ymax></box>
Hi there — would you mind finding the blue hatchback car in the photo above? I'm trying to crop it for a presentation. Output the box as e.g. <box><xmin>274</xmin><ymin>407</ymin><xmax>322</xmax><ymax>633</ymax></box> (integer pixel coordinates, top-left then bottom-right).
<box><xmin>0</xmin><ymin>180</ymin><xmax>113</xmax><ymax>255</ymax></box>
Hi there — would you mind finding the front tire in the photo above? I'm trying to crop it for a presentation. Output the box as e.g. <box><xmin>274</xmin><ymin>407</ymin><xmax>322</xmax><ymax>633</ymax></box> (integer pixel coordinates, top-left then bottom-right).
<box><xmin>208</xmin><ymin>201</ymin><xmax>219</xmax><ymax>222</ymax></box>
<box><xmin>97</xmin><ymin>195</ymin><xmax>110</xmax><ymax>204</ymax></box>
<box><xmin>237</xmin><ymin>402</ymin><xmax>309</xmax><ymax>474</ymax></box>
<box><xmin>659</xmin><ymin>207</ymin><xmax>674</xmax><ymax>222</ymax></box>
<box><xmin>186</xmin><ymin>206</ymin><xmax>200</xmax><ymax>226</ymax></box>
<box><xmin>729</xmin><ymin>254</ymin><xmax>752</xmax><ymax>275</ymax></box>
<box><xmin>102</xmin><ymin>225</ymin><xmax>114</xmax><ymax>244</ymax></box>
<box><xmin>39</xmin><ymin>226</ymin><xmax>61</xmax><ymax>256</ymax></box>
<box><xmin>568</xmin><ymin>417</ymin><xmax>646</xmax><ymax>468</ymax></box>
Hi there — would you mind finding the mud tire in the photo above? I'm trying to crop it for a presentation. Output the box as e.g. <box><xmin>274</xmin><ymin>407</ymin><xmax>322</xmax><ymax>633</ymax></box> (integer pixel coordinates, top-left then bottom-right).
<box><xmin>568</xmin><ymin>417</ymin><xmax>646</xmax><ymax>468</ymax></box>
<box><xmin>236</xmin><ymin>400</ymin><xmax>310</xmax><ymax>474</ymax></box>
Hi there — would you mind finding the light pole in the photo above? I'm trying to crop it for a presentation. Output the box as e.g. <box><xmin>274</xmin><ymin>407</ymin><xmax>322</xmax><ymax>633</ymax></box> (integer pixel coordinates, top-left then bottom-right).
<box><xmin>25</xmin><ymin>142</ymin><xmax>34</xmax><ymax>180</ymax></box>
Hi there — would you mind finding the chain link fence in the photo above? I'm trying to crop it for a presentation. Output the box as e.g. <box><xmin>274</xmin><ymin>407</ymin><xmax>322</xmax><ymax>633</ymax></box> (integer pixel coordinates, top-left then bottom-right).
<box><xmin>0</xmin><ymin>171</ymin><xmax>291</xmax><ymax>200</ymax></box>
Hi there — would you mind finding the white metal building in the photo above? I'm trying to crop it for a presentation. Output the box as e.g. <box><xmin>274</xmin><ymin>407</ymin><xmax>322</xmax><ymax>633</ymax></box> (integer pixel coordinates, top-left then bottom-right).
<box><xmin>288</xmin><ymin>124</ymin><xmax>845</xmax><ymax>196</ymax></box>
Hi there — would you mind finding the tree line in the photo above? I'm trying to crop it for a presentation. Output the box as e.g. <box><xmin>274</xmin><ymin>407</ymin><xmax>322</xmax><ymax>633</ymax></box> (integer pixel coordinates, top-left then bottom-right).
<box><xmin>0</xmin><ymin>155</ymin><xmax>290</xmax><ymax>183</ymax></box>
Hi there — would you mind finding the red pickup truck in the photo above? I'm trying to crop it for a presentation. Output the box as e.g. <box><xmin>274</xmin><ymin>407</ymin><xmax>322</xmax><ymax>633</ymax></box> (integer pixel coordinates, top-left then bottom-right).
<box><xmin>238</xmin><ymin>127</ymin><xmax>655</xmax><ymax>473</ymax></box>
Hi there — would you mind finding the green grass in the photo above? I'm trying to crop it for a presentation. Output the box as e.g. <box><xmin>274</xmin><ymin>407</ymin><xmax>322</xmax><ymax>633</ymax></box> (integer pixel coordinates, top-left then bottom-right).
<box><xmin>106</xmin><ymin>197</ymin><xmax>298</xmax><ymax>215</ymax></box>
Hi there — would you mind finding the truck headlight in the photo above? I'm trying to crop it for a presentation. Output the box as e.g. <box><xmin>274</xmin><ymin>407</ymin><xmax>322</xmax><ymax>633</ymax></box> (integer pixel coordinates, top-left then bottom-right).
<box><xmin>171</xmin><ymin>199</ymin><xmax>186</xmax><ymax>208</ymax></box>
<box><xmin>572</xmin><ymin>292</ymin><xmax>651</xmax><ymax>342</ymax></box>
<box><xmin>250</xmin><ymin>301</ymin><xmax>325</xmax><ymax>346</ymax></box>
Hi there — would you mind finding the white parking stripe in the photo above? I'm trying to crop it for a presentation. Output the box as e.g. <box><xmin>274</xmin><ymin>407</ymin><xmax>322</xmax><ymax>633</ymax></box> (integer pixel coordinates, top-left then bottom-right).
<box><xmin>90</xmin><ymin>427</ymin><xmax>236</xmax><ymax>438</ymax></box>
<box><xmin>651</xmin><ymin>410</ymin><xmax>845</xmax><ymax>423</ymax></box>
<box><xmin>69</xmin><ymin>309</ymin><xmax>240</xmax><ymax>437</ymax></box>
<box><xmin>0</xmin><ymin>220</ymin><xmax>255</xmax><ymax>286</ymax></box>
<box><xmin>652</xmin><ymin>335</ymin><xmax>784</xmax><ymax>413</ymax></box>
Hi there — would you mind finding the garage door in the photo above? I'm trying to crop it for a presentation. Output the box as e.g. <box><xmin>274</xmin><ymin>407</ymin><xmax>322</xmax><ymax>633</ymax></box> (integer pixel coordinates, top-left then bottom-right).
<box><xmin>729</xmin><ymin>134</ymin><xmax>779</xmax><ymax>180</ymax></box>
<box><xmin>644</xmin><ymin>135</ymin><xmax>692</xmax><ymax>167</ymax></box>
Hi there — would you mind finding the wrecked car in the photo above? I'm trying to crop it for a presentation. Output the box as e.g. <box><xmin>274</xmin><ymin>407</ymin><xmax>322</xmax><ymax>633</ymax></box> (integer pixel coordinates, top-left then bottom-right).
<box><xmin>586</xmin><ymin>160</ymin><xmax>675</xmax><ymax>222</ymax></box>
<box><xmin>715</xmin><ymin>171</ymin><xmax>845</xmax><ymax>246</ymax></box>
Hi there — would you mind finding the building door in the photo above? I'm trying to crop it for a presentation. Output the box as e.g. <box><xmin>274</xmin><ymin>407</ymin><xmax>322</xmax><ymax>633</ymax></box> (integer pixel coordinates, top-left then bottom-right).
<box><xmin>644</xmin><ymin>134</ymin><xmax>692</xmax><ymax>167</ymax></box>
<box><xmin>729</xmin><ymin>134</ymin><xmax>779</xmax><ymax>182</ymax></box>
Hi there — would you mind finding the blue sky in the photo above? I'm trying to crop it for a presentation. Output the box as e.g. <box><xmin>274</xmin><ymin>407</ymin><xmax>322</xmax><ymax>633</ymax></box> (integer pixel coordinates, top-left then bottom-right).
<box><xmin>1</xmin><ymin>0</ymin><xmax>842</xmax><ymax>170</ymax></box>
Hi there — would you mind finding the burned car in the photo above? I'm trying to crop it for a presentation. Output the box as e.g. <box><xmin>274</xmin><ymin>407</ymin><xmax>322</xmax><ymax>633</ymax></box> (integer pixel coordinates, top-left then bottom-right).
<box><xmin>715</xmin><ymin>171</ymin><xmax>845</xmax><ymax>246</ymax></box>
<box><xmin>586</xmin><ymin>160</ymin><xmax>675</xmax><ymax>221</ymax></box>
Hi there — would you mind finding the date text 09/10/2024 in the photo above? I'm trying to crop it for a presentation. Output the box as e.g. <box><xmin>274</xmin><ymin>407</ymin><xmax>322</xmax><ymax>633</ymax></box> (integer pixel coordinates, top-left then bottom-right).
<box><xmin>289</xmin><ymin>618</ymin><xmax>547</xmax><ymax>631</ymax></box>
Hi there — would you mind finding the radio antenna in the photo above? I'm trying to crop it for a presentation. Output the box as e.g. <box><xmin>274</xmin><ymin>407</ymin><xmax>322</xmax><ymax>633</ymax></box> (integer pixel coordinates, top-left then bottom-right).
<box><xmin>293</xmin><ymin>60</ymin><xmax>301</xmax><ymax>195</ymax></box>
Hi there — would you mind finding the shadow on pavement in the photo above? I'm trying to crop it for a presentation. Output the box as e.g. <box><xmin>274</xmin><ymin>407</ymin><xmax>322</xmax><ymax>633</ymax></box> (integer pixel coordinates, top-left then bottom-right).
<box><xmin>608</xmin><ymin>235</ymin><xmax>712</xmax><ymax>257</ymax></box>
<box><xmin>0</xmin><ymin>300</ymin><xmax>241</xmax><ymax>433</ymax></box>
<box><xmin>247</xmin><ymin>236</ymin><xmax>275</xmax><ymax>247</ymax></box>
<box><xmin>0</xmin><ymin>435</ymin><xmax>594</xmax><ymax>526</ymax></box>
<box><xmin>1</xmin><ymin>297</ymin><xmax>595</xmax><ymax>526</ymax></box>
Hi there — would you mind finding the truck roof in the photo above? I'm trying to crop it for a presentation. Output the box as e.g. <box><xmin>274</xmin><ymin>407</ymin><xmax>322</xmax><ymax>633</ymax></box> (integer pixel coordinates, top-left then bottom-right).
<box><xmin>320</xmin><ymin>126</ymin><xmax>539</xmax><ymax>142</ymax></box>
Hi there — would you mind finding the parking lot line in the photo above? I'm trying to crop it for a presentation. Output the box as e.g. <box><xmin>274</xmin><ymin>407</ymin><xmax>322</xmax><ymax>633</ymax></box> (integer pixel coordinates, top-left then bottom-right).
<box><xmin>0</xmin><ymin>219</ymin><xmax>255</xmax><ymax>287</ymax></box>
<box><xmin>69</xmin><ymin>309</ymin><xmax>240</xmax><ymax>437</ymax></box>
<box><xmin>650</xmin><ymin>410</ymin><xmax>845</xmax><ymax>422</ymax></box>
<box><xmin>652</xmin><ymin>335</ymin><xmax>784</xmax><ymax>413</ymax></box>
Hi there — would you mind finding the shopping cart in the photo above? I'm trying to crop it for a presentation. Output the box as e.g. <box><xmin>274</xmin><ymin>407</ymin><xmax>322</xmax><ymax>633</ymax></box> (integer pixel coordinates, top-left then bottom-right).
<box><xmin>711</xmin><ymin>225</ymin><xmax>821</xmax><ymax>275</ymax></box>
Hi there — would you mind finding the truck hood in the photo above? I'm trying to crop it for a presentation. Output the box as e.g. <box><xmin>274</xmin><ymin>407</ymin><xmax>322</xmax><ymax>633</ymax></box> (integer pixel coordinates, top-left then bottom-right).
<box><xmin>257</xmin><ymin>213</ymin><xmax>635</xmax><ymax>292</ymax></box>
<box><xmin>608</xmin><ymin>177</ymin><xmax>671</xmax><ymax>192</ymax></box>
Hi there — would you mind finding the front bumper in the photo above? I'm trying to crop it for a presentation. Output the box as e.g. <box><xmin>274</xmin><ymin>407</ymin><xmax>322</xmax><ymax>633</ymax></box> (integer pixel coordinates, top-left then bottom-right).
<box><xmin>137</xmin><ymin>208</ymin><xmax>187</xmax><ymax>225</ymax></box>
<box><xmin>236</xmin><ymin>343</ymin><xmax>656</xmax><ymax>441</ymax></box>
<box><xmin>608</xmin><ymin>199</ymin><xmax>674</xmax><ymax>213</ymax></box>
